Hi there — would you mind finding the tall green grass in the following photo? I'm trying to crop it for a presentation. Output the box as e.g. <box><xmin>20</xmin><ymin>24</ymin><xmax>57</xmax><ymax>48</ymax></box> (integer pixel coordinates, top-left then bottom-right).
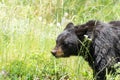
<box><xmin>0</xmin><ymin>0</ymin><xmax>120</xmax><ymax>80</ymax></box>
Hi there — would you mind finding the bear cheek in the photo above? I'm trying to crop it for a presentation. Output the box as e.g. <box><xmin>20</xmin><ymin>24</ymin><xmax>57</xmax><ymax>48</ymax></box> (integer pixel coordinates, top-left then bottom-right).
<box><xmin>55</xmin><ymin>46</ymin><xmax>64</xmax><ymax>57</ymax></box>
<box><xmin>51</xmin><ymin>46</ymin><xmax>64</xmax><ymax>57</ymax></box>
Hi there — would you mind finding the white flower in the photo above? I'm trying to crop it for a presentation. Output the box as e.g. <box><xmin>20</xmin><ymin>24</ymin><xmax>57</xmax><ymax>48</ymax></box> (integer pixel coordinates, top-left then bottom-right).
<box><xmin>57</xmin><ymin>22</ymin><xmax>61</xmax><ymax>27</ymax></box>
<box><xmin>84</xmin><ymin>35</ymin><xmax>88</xmax><ymax>38</ymax></box>
<box><xmin>64</xmin><ymin>12</ymin><xmax>68</xmax><ymax>17</ymax></box>
<box><xmin>49</xmin><ymin>23</ymin><xmax>54</xmax><ymax>26</ymax></box>
<box><xmin>38</xmin><ymin>16</ymin><xmax>42</xmax><ymax>21</ymax></box>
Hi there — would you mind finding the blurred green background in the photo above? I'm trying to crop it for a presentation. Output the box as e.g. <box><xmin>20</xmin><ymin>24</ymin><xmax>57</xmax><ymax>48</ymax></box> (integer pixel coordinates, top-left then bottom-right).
<box><xmin>0</xmin><ymin>0</ymin><xmax>120</xmax><ymax>80</ymax></box>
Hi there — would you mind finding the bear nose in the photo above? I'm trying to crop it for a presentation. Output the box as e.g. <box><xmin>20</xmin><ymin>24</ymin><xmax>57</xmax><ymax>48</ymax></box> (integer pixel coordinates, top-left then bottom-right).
<box><xmin>51</xmin><ymin>50</ymin><xmax>57</xmax><ymax>56</ymax></box>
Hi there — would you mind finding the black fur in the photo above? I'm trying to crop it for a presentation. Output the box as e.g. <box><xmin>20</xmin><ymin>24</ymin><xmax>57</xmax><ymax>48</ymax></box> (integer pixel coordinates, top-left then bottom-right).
<box><xmin>51</xmin><ymin>20</ymin><xmax>120</xmax><ymax>80</ymax></box>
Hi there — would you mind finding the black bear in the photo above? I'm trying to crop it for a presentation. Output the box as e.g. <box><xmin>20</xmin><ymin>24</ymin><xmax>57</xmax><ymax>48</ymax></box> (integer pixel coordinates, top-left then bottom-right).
<box><xmin>51</xmin><ymin>20</ymin><xmax>120</xmax><ymax>80</ymax></box>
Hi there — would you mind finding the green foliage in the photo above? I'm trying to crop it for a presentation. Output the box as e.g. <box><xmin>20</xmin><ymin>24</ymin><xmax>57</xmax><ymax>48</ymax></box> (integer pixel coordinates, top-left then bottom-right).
<box><xmin>0</xmin><ymin>0</ymin><xmax>120</xmax><ymax>80</ymax></box>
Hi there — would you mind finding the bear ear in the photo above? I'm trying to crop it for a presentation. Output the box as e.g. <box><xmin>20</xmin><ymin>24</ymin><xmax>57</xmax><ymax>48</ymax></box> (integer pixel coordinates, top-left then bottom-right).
<box><xmin>86</xmin><ymin>20</ymin><xmax>99</xmax><ymax>26</ymax></box>
<box><xmin>74</xmin><ymin>20</ymin><xmax>99</xmax><ymax>40</ymax></box>
<box><xmin>64</xmin><ymin>22</ymin><xmax>74</xmax><ymax>30</ymax></box>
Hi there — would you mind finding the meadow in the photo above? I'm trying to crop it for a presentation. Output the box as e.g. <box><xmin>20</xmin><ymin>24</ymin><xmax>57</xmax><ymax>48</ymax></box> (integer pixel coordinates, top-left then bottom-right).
<box><xmin>0</xmin><ymin>0</ymin><xmax>120</xmax><ymax>80</ymax></box>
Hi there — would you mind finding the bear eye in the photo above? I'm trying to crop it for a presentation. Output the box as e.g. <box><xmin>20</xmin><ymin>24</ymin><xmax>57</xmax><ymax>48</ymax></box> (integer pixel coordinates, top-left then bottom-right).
<box><xmin>62</xmin><ymin>41</ymin><xmax>68</xmax><ymax>46</ymax></box>
<box><xmin>68</xmin><ymin>43</ymin><xmax>73</xmax><ymax>47</ymax></box>
<box><xmin>62</xmin><ymin>41</ymin><xmax>74</xmax><ymax>47</ymax></box>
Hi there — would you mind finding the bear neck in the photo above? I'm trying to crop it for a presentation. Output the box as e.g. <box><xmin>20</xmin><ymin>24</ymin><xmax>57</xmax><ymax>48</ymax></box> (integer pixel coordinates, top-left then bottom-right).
<box><xmin>78</xmin><ymin>38</ymin><xmax>94</xmax><ymax>68</ymax></box>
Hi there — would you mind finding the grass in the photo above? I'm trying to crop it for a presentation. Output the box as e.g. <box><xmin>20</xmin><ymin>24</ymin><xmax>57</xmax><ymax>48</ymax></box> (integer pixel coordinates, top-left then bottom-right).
<box><xmin>0</xmin><ymin>0</ymin><xmax>120</xmax><ymax>80</ymax></box>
